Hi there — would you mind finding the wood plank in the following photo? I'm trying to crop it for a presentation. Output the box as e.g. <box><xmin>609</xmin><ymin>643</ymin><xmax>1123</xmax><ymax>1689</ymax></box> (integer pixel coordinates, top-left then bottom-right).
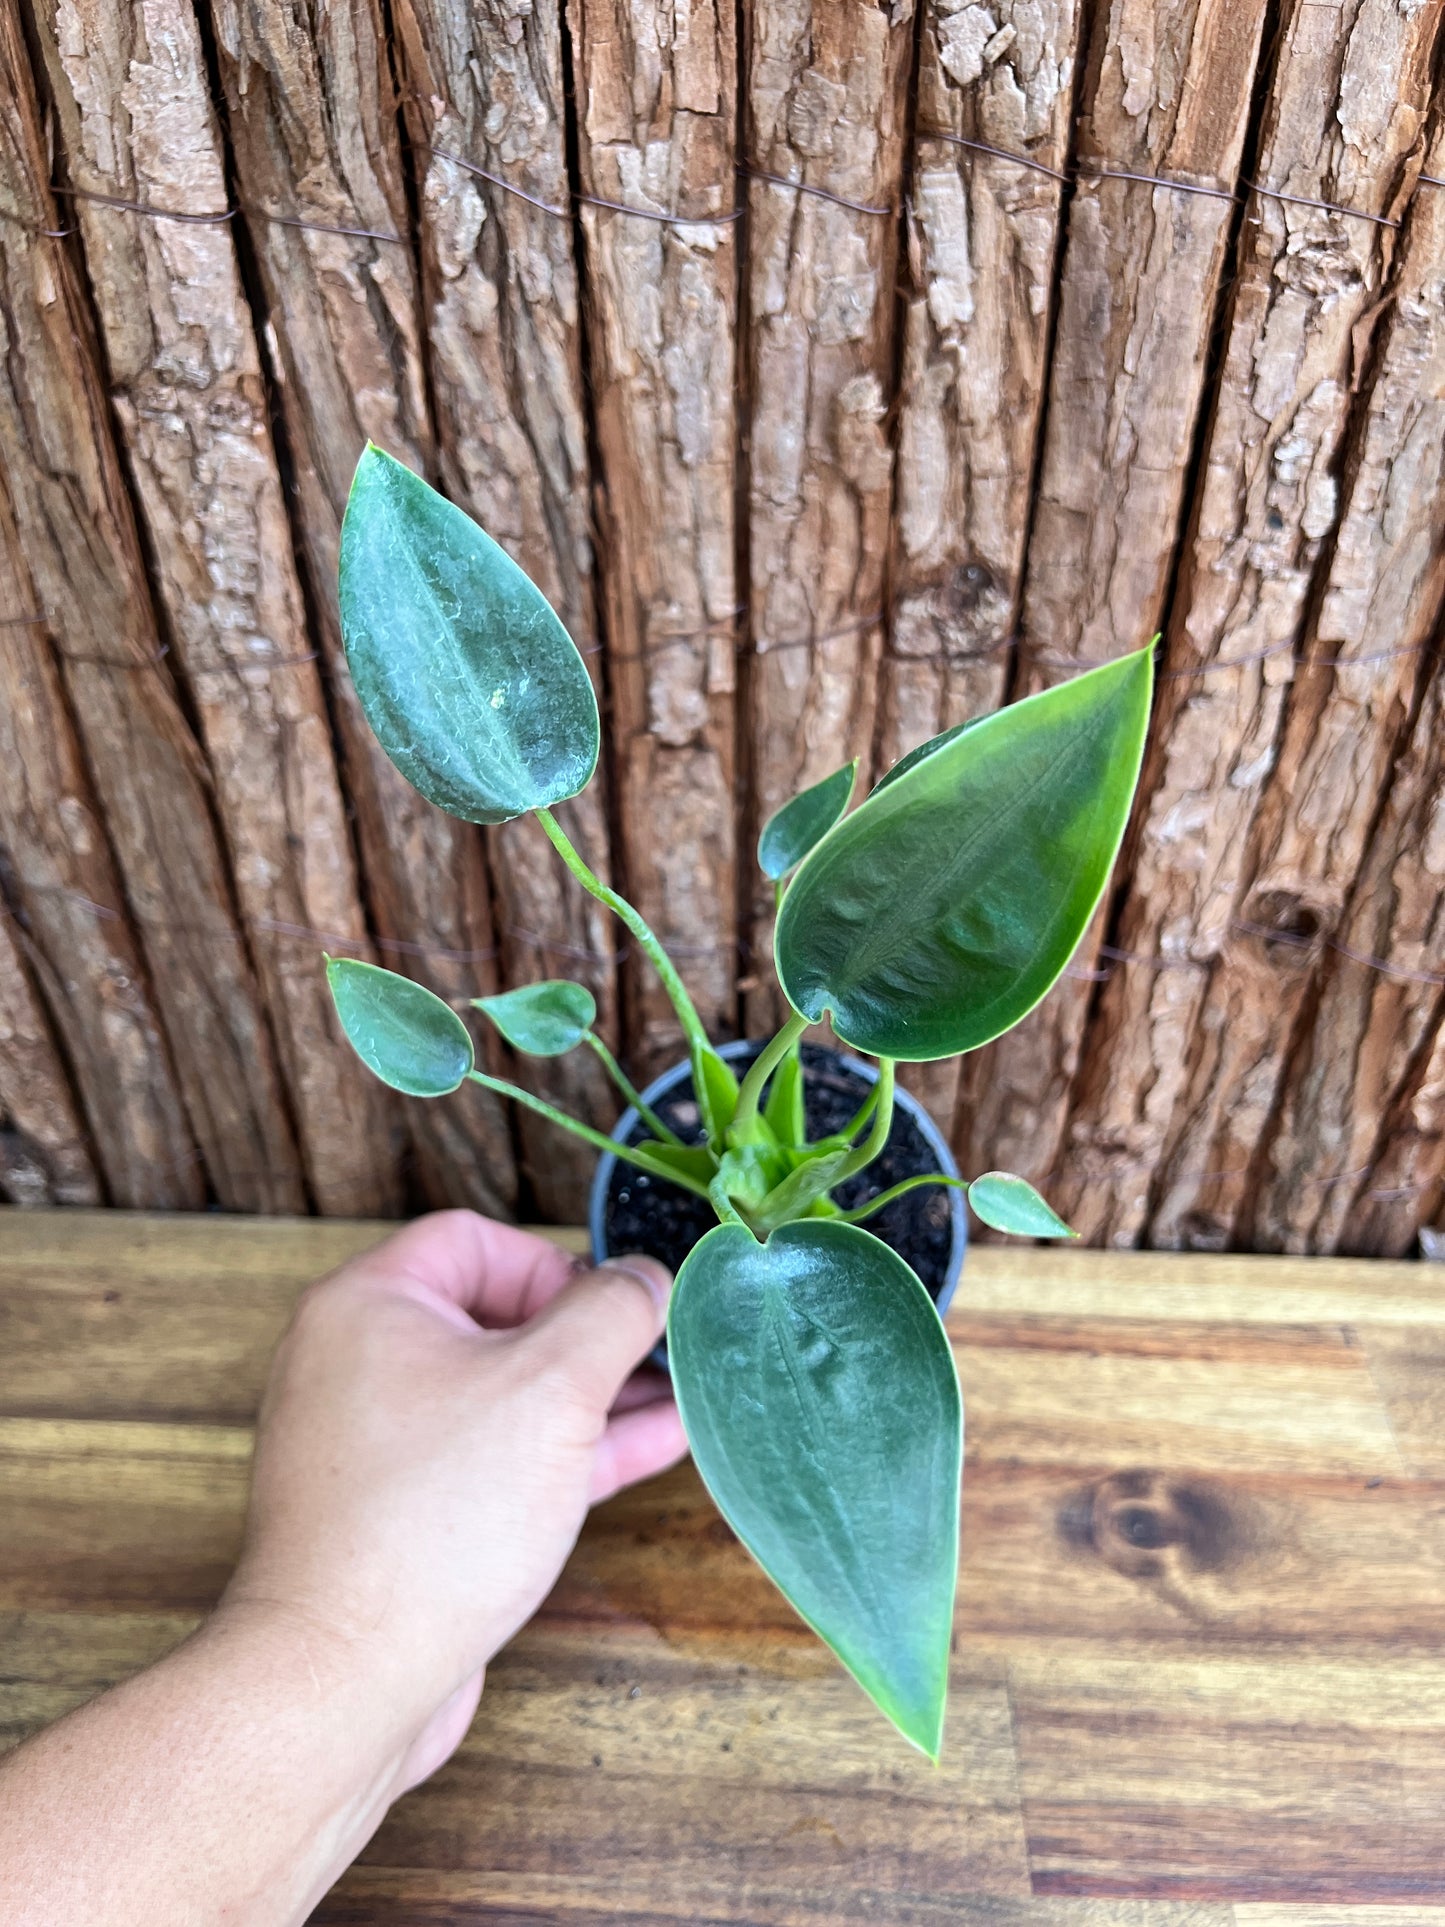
<box><xmin>1250</xmin><ymin>648</ymin><xmax>1445</xmax><ymax>1253</ymax></box>
<box><xmin>567</xmin><ymin>0</ymin><xmax>739</xmax><ymax>1070</ymax></box>
<box><xmin>0</xmin><ymin>0</ymin><xmax>304</xmax><ymax>1212</ymax></box>
<box><xmin>207</xmin><ymin>0</ymin><xmax>520</xmax><ymax>1216</ymax></box>
<box><xmin>739</xmin><ymin>0</ymin><xmax>914</xmax><ymax>1035</ymax></box>
<box><xmin>1055</xmin><ymin>4</ymin><xmax>1442</xmax><ymax>1249</ymax></box>
<box><xmin>881</xmin><ymin>0</ymin><xmax>1082</xmax><ymax>1125</ymax></box>
<box><xmin>2</xmin><ymin>1217</ymin><xmax>1443</xmax><ymax>1911</ymax></box>
<box><xmin>392</xmin><ymin>0</ymin><xmax>618</xmax><ymax>1217</ymax></box>
<box><xmin>1007</xmin><ymin>1640</ymin><xmax>1445</xmax><ymax>1901</ymax></box>
<box><xmin>0</xmin><ymin>911</ymin><xmax>98</xmax><ymax>1207</ymax></box>
<box><xmin>954</xmin><ymin>0</ymin><xmax>1270</xmax><ymax>1195</ymax></box>
<box><xmin>29</xmin><ymin>0</ymin><xmax>401</xmax><ymax>1216</ymax></box>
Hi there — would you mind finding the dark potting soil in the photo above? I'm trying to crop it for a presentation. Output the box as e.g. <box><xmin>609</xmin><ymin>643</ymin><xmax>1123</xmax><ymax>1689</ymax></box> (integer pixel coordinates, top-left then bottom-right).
<box><xmin>601</xmin><ymin>1044</ymin><xmax>956</xmax><ymax>1303</ymax></box>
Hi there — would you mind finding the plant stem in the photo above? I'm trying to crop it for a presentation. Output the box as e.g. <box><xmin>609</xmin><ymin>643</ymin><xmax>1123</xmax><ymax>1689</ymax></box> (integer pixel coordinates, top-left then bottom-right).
<box><xmin>584</xmin><ymin>1032</ymin><xmax>683</xmax><ymax>1144</ymax></box>
<box><xmin>833</xmin><ymin>1172</ymin><xmax>965</xmax><ymax>1225</ymax></box>
<box><xmin>829</xmin><ymin>1058</ymin><xmax>895</xmax><ymax>1188</ymax></box>
<box><xmin>731</xmin><ymin>1011</ymin><xmax>810</xmax><ymax>1135</ymax></box>
<box><xmin>535</xmin><ymin>808</ymin><xmax>709</xmax><ymax>1060</ymax></box>
<box><xmin>464</xmin><ymin>1070</ymin><xmax>711</xmax><ymax>1200</ymax></box>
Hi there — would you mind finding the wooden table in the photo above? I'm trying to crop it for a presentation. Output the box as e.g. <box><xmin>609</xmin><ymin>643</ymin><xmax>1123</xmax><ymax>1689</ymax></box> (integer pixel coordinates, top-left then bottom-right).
<box><xmin>2</xmin><ymin>1213</ymin><xmax>1444</xmax><ymax>1923</ymax></box>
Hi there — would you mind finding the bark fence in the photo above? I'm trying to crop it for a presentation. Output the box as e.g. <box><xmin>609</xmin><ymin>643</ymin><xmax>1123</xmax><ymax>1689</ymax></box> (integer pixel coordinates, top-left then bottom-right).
<box><xmin>1</xmin><ymin>0</ymin><xmax>1442</xmax><ymax>1254</ymax></box>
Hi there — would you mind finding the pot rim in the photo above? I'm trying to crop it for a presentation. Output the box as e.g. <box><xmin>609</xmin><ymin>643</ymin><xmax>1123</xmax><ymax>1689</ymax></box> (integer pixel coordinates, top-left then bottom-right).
<box><xmin>587</xmin><ymin>1036</ymin><xmax>968</xmax><ymax>1319</ymax></box>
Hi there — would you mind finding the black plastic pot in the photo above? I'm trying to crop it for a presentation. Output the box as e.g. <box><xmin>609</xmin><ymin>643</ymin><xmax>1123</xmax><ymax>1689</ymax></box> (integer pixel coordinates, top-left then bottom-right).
<box><xmin>589</xmin><ymin>1039</ymin><xmax>967</xmax><ymax>1364</ymax></box>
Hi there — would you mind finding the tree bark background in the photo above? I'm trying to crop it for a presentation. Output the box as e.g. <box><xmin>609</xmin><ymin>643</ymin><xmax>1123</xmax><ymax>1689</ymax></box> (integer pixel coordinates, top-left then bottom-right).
<box><xmin>2</xmin><ymin>0</ymin><xmax>1443</xmax><ymax>1250</ymax></box>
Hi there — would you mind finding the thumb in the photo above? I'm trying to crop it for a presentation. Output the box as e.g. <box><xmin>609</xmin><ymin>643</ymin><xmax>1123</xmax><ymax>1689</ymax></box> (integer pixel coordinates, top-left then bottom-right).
<box><xmin>520</xmin><ymin>1254</ymin><xmax>672</xmax><ymax>1408</ymax></box>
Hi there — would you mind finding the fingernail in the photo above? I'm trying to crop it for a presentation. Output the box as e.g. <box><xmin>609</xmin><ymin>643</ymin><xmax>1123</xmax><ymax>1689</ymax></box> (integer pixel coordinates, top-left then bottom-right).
<box><xmin>599</xmin><ymin>1254</ymin><xmax>672</xmax><ymax>1315</ymax></box>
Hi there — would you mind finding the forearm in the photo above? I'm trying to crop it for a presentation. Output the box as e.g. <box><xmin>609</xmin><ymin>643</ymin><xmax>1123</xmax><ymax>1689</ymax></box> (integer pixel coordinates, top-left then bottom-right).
<box><xmin>0</xmin><ymin>1601</ymin><xmax>410</xmax><ymax>1927</ymax></box>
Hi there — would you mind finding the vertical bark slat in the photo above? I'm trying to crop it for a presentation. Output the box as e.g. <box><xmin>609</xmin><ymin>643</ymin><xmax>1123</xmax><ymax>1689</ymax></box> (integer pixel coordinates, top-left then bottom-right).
<box><xmin>208</xmin><ymin>0</ymin><xmax>519</xmax><ymax>1215</ymax></box>
<box><xmin>1253</xmin><ymin>653</ymin><xmax>1445</xmax><ymax>1253</ymax></box>
<box><xmin>1058</xmin><ymin>42</ymin><xmax>1445</xmax><ymax>1245</ymax></box>
<box><xmin>953</xmin><ymin>0</ymin><xmax>1270</xmax><ymax>1195</ymax></box>
<box><xmin>394</xmin><ymin>0</ymin><xmax>614</xmax><ymax>1215</ymax></box>
<box><xmin>0</xmin><ymin>0</ymin><xmax>303</xmax><ymax>1211</ymax></box>
<box><xmin>881</xmin><ymin>0</ymin><xmax>1081</xmax><ymax>1122</ymax></box>
<box><xmin>1347</xmin><ymin>996</ymin><xmax>1445</xmax><ymax>1258</ymax></box>
<box><xmin>1058</xmin><ymin>4</ymin><xmax>1440</xmax><ymax>1247</ymax></box>
<box><xmin>0</xmin><ymin>896</ymin><xmax>101</xmax><ymax>1207</ymax></box>
<box><xmin>741</xmin><ymin>0</ymin><xmax>915</xmax><ymax>1035</ymax></box>
<box><xmin>567</xmin><ymin>0</ymin><xmax>739</xmax><ymax>1071</ymax></box>
<box><xmin>31</xmin><ymin>0</ymin><xmax>401</xmax><ymax>1215</ymax></box>
<box><xmin>1139</xmin><ymin>19</ymin><xmax>1441</xmax><ymax>1251</ymax></box>
<box><xmin>0</xmin><ymin>497</ymin><xmax>180</xmax><ymax>1208</ymax></box>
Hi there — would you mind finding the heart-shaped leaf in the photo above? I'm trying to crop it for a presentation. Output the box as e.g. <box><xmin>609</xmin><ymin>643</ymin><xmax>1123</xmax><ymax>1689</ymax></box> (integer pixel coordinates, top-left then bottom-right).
<box><xmin>339</xmin><ymin>445</ymin><xmax>599</xmax><ymax>824</ymax></box>
<box><xmin>668</xmin><ymin>1220</ymin><xmax>961</xmax><ymax>1756</ymax></box>
<box><xmin>326</xmin><ymin>957</ymin><xmax>473</xmax><ymax>1096</ymax></box>
<box><xmin>968</xmin><ymin>1171</ymin><xmax>1077</xmax><ymax>1238</ymax></box>
<box><xmin>474</xmin><ymin>979</ymin><xmax>595</xmax><ymax>1055</ymax></box>
<box><xmin>775</xmin><ymin>647</ymin><xmax>1153</xmax><ymax>1060</ymax></box>
<box><xmin>870</xmin><ymin>716</ymin><xmax>983</xmax><ymax>794</ymax></box>
<box><xmin>758</xmin><ymin>760</ymin><xmax>857</xmax><ymax>880</ymax></box>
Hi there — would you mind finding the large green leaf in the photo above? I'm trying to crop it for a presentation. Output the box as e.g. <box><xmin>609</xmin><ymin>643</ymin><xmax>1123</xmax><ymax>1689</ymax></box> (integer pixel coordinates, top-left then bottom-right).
<box><xmin>668</xmin><ymin>1220</ymin><xmax>961</xmax><ymax>1756</ymax></box>
<box><xmin>870</xmin><ymin>716</ymin><xmax>983</xmax><ymax>794</ymax></box>
<box><xmin>326</xmin><ymin>957</ymin><xmax>473</xmax><ymax>1096</ymax></box>
<box><xmin>758</xmin><ymin>760</ymin><xmax>857</xmax><ymax>880</ymax></box>
<box><xmin>775</xmin><ymin>647</ymin><xmax>1153</xmax><ymax>1060</ymax></box>
<box><xmin>339</xmin><ymin>445</ymin><xmax>599</xmax><ymax>824</ymax></box>
<box><xmin>474</xmin><ymin>979</ymin><xmax>595</xmax><ymax>1055</ymax></box>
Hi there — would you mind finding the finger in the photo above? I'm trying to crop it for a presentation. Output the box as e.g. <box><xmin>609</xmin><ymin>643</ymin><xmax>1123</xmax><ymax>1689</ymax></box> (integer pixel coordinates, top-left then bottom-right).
<box><xmin>347</xmin><ymin>1210</ymin><xmax>582</xmax><ymax>1326</ymax></box>
<box><xmin>611</xmin><ymin>1365</ymin><xmax>673</xmax><ymax>1415</ymax></box>
<box><xmin>588</xmin><ymin>1399</ymin><xmax>689</xmax><ymax>1504</ymax></box>
<box><xmin>522</xmin><ymin>1255</ymin><xmax>672</xmax><ymax>1408</ymax></box>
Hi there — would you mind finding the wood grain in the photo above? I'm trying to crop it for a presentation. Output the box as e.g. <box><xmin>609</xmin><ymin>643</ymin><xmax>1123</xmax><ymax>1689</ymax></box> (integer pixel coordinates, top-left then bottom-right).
<box><xmin>0</xmin><ymin>0</ymin><xmax>305</xmax><ymax>1212</ymax></box>
<box><xmin>393</xmin><ymin>0</ymin><xmax>618</xmax><ymax>1216</ymax></box>
<box><xmin>953</xmin><ymin>0</ymin><xmax>1270</xmax><ymax>1198</ymax></box>
<box><xmin>739</xmin><ymin>0</ymin><xmax>913</xmax><ymax>1034</ymax></box>
<box><xmin>0</xmin><ymin>910</ymin><xmax>98</xmax><ymax>1207</ymax></box>
<box><xmin>882</xmin><ymin>0</ymin><xmax>1082</xmax><ymax>1126</ymax></box>
<box><xmin>1055</xmin><ymin>1</ymin><xmax>1442</xmax><ymax>1250</ymax></box>
<box><xmin>29</xmin><ymin>0</ymin><xmax>402</xmax><ymax>1215</ymax></box>
<box><xmin>567</xmin><ymin>0</ymin><xmax>740</xmax><ymax>1070</ymax></box>
<box><xmin>3</xmin><ymin>1210</ymin><xmax>1445</xmax><ymax>1914</ymax></box>
<box><xmin>205</xmin><ymin>0</ymin><xmax>521</xmax><ymax>1216</ymax></box>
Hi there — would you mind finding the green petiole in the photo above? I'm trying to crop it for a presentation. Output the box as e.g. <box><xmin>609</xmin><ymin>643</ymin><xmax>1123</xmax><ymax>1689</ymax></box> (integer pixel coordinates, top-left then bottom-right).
<box><xmin>465</xmin><ymin>1069</ymin><xmax>712</xmax><ymax>1200</ymax></box>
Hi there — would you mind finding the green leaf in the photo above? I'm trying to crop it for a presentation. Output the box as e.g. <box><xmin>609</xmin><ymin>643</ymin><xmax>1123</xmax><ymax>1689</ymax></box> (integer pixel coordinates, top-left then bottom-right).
<box><xmin>630</xmin><ymin>1141</ymin><xmax>718</xmax><ymax>1187</ymax></box>
<box><xmin>870</xmin><ymin>716</ymin><xmax>984</xmax><ymax>794</ymax></box>
<box><xmin>695</xmin><ymin>1045</ymin><xmax>741</xmax><ymax>1146</ymax></box>
<box><xmin>775</xmin><ymin>647</ymin><xmax>1154</xmax><ymax>1061</ymax></box>
<box><xmin>339</xmin><ymin>445</ymin><xmax>599</xmax><ymax>824</ymax></box>
<box><xmin>752</xmin><ymin>1148</ymin><xmax>851</xmax><ymax>1229</ymax></box>
<box><xmin>762</xmin><ymin>1047</ymin><xmax>806</xmax><ymax>1148</ymax></box>
<box><xmin>757</xmin><ymin>760</ymin><xmax>857</xmax><ymax>879</ymax></box>
<box><xmin>668</xmin><ymin>1221</ymin><xmax>961</xmax><ymax>1757</ymax></box>
<box><xmin>326</xmin><ymin>957</ymin><xmax>473</xmax><ymax>1097</ymax></box>
<box><xmin>968</xmin><ymin>1171</ymin><xmax>1077</xmax><ymax>1238</ymax></box>
<box><xmin>474</xmin><ymin>979</ymin><xmax>595</xmax><ymax>1055</ymax></box>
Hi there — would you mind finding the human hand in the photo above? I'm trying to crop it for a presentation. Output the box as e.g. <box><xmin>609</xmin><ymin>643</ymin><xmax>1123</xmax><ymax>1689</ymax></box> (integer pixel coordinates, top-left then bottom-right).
<box><xmin>219</xmin><ymin>1210</ymin><xmax>683</xmax><ymax>1790</ymax></box>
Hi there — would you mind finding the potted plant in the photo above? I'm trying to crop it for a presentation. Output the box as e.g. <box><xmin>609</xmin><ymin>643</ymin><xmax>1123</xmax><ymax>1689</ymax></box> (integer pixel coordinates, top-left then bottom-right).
<box><xmin>324</xmin><ymin>445</ymin><xmax>1153</xmax><ymax>1758</ymax></box>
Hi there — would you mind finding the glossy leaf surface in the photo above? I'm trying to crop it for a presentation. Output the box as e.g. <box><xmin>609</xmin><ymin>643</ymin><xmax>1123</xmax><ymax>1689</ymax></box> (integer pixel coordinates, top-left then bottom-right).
<box><xmin>474</xmin><ymin>979</ymin><xmax>595</xmax><ymax>1056</ymax></box>
<box><xmin>696</xmin><ymin>1045</ymin><xmax>741</xmax><ymax>1145</ymax></box>
<box><xmin>968</xmin><ymin>1171</ymin><xmax>1077</xmax><ymax>1238</ymax></box>
<box><xmin>326</xmin><ymin>958</ymin><xmax>473</xmax><ymax>1097</ymax></box>
<box><xmin>668</xmin><ymin>1221</ymin><xmax>961</xmax><ymax>1756</ymax></box>
<box><xmin>775</xmin><ymin>647</ymin><xmax>1153</xmax><ymax>1060</ymax></box>
<box><xmin>757</xmin><ymin>760</ymin><xmax>857</xmax><ymax>879</ymax></box>
<box><xmin>870</xmin><ymin>716</ymin><xmax>982</xmax><ymax>794</ymax></box>
<box><xmin>762</xmin><ymin>1049</ymin><xmax>805</xmax><ymax>1148</ymax></box>
<box><xmin>339</xmin><ymin>446</ymin><xmax>599</xmax><ymax>824</ymax></box>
